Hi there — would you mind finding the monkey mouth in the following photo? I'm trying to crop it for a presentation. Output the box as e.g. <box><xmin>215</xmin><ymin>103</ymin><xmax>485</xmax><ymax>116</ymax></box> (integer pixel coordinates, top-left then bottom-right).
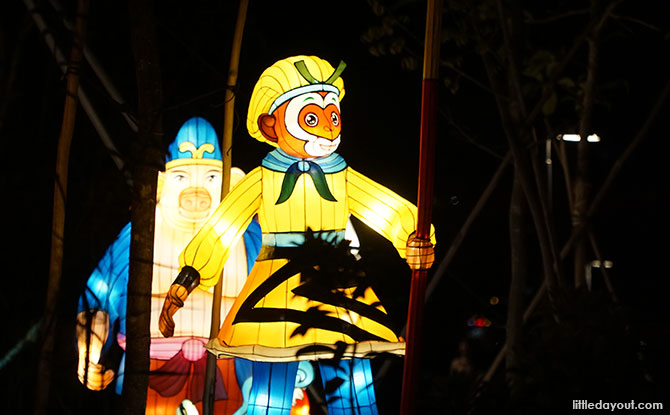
<box><xmin>304</xmin><ymin>135</ymin><xmax>340</xmax><ymax>157</ymax></box>
<box><xmin>319</xmin><ymin>142</ymin><xmax>338</xmax><ymax>152</ymax></box>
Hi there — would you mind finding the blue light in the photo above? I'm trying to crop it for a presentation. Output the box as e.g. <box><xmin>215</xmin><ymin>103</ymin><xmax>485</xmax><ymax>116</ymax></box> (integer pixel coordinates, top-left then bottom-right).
<box><xmin>318</xmin><ymin>358</ymin><xmax>379</xmax><ymax>415</ymax></box>
<box><xmin>247</xmin><ymin>361</ymin><xmax>298</xmax><ymax>415</ymax></box>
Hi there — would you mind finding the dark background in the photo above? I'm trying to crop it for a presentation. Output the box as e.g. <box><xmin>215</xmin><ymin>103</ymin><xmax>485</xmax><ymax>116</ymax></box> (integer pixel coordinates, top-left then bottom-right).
<box><xmin>1</xmin><ymin>0</ymin><xmax>669</xmax><ymax>414</ymax></box>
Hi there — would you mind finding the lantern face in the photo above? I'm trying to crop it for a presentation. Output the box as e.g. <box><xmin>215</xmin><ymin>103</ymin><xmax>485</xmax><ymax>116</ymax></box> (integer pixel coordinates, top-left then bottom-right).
<box><xmin>158</xmin><ymin>163</ymin><xmax>222</xmax><ymax>228</ymax></box>
<box><xmin>247</xmin><ymin>56</ymin><xmax>345</xmax><ymax>147</ymax></box>
<box><xmin>283</xmin><ymin>91</ymin><xmax>342</xmax><ymax>158</ymax></box>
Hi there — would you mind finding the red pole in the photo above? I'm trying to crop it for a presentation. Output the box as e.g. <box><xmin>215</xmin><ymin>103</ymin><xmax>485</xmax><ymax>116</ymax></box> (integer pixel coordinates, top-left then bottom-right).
<box><xmin>400</xmin><ymin>0</ymin><xmax>442</xmax><ymax>414</ymax></box>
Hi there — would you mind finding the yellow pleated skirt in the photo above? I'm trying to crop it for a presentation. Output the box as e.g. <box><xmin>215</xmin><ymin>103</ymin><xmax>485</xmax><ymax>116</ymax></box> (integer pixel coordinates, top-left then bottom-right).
<box><xmin>206</xmin><ymin>257</ymin><xmax>405</xmax><ymax>362</ymax></box>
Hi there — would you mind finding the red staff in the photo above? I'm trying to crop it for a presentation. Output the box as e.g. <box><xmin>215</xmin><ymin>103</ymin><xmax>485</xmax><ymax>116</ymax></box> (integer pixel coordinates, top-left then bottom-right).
<box><xmin>400</xmin><ymin>0</ymin><xmax>443</xmax><ymax>414</ymax></box>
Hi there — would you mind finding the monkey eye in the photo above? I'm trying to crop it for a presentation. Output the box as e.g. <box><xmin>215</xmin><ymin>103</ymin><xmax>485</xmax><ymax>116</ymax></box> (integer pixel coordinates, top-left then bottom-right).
<box><xmin>330</xmin><ymin>111</ymin><xmax>340</xmax><ymax>126</ymax></box>
<box><xmin>304</xmin><ymin>113</ymin><xmax>319</xmax><ymax>127</ymax></box>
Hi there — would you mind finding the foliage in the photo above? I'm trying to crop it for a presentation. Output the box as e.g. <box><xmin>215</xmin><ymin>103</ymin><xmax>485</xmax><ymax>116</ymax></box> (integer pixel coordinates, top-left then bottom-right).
<box><xmin>361</xmin><ymin>0</ymin><xmax>663</xmax><ymax>135</ymax></box>
<box><xmin>288</xmin><ymin>229</ymin><xmax>400</xmax><ymax>343</ymax></box>
<box><xmin>289</xmin><ymin>230</ymin><xmax>403</xmax><ymax>412</ymax></box>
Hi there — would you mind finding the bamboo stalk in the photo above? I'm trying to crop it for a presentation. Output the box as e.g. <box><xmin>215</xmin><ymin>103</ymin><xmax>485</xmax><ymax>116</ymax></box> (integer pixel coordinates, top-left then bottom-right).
<box><xmin>34</xmin><ymin>1</ymin><xmax>89</xmax><ymax>414</ymax></box>
<box><xmin>202</xmin><ymin>1</ymin><xmax>249</xmax><ymax>413</ymax></box>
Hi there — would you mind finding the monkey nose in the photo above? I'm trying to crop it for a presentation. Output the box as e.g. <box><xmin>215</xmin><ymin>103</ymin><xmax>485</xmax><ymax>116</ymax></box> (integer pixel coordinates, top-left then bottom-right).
<box><xmin>321</xmin><ymin>125</ymin><xmax>336</xmax><ymax>139</ymax></box>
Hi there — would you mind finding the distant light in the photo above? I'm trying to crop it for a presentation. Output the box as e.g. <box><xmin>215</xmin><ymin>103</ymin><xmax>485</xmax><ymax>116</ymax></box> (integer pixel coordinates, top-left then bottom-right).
<box><xmin>468</xmin><ymin>317</ymin><xmax>491</xmax><ymax>327</ymax></box>
<box><xmin>591</xmin><ymin>260</ymin><xmax>613</xmax><ymax>269</ymax></box>
<box><xmin>558</xmin><ymin>134</ymin><xmax>581</xmax><ymax>142</ymax></box>
<box><xmin>556</xmin><ymin>133</ymin><xmax>601</xmax><ymax>142</ymax></box>
<box><xmin>489</xmin><ymin>296</ymin><xmax>500</xmax><ymax>305</ymax></box>
<box><xmin>587</xmin><ymin>134</ymin><xmax>601</xmax><ymax>142</ymax></box>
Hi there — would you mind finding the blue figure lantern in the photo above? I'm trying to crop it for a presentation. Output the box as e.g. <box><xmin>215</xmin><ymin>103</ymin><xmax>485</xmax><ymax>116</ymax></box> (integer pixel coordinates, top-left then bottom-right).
<box><xmin>76</xmin><ymin>116</ymin><xmax>264</xmax><ymax>414</ymax></box>
<box><xmin>247</xmin><ymin>362</ymin><xmax>299</xmax><ymax>415</ymax></box>
<box><xmin>318</xmin><ymin>358</ymin><xmax>378</xmax><ymax>415</ymax></box>
<box><xmin>233</xmin><ymin>360</ymin><xmax>314</xmax><ymax>415</ymax></box>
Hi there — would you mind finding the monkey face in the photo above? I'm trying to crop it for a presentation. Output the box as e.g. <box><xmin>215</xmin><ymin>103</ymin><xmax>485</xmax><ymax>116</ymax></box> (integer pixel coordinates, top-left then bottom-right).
<box><xmin>260</xmin><ymin>91</ymin><xmax>342</xmax><ymax>159</ymax></box>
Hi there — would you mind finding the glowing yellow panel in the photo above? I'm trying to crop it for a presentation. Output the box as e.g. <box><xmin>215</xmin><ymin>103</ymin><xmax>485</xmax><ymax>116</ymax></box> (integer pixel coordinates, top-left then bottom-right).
<box><xmin>180</xmin><ymin>167</ymin><xmax>262</xmax><ymax>286</ymax></box>
<box><xmin>347</xmin><ymin>167</ymin><xmax>435</xmax><ymax>257</ymax></box>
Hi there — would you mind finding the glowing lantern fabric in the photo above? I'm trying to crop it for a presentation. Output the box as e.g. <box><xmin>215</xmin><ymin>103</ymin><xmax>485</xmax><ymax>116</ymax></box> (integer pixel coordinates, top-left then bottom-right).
<box><xmin>318</xmin><ymin>358</ymin><xmax>378</xmax><ymax>415</ymax></box>
<box><xmin>187</xmin><ymin>160</ymin><xmax>420</xmax><ymax>360</ymax></box>
<box><xmin>165</xmin><ymin>56</ymin><xmax>435</xmax><ymax>414</ymax></box>
<box><xmin>247</xmin><ymin>361</ymin><xmax>298</xmax><ymax>415</ymax></box>
<box><xmin>76</xmin><ymin>117</ymin><xmax>262</xmax><ymax>415</ymax></box>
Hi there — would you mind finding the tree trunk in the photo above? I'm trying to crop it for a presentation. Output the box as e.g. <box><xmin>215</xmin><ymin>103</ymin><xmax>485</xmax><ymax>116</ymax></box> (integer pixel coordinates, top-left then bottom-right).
<box><xmin>572</xmin><ymin>0</ymin><xmax>603</xmax><ymax>289</ymax></box>
<box><xmin>480</xmin><ymin>0</ymin><xmax>564</xmax><ymax>311</ymax></box>
<box><xmin>202</xmin><ymin>1</ymin><xmax>249</xmax><ymax>413</ymax></box>
<box><xmin>505</xmin><ymin>172</ymin><xmax>528</xmax><ymax>402</ymax></box>
<box><xmin>34</xmin><ymin>1</ymin><xmax>89</xmax><ymax>414</ymax></box>
<box><xmin>123</xmin><ymin>1</ymin><xmax>163</xmax><ymax>414</ymax></box>
<box><xmin>571</xmin><ymin>144</ymin><xmax>590</xmax><ymax>289</ymax></box>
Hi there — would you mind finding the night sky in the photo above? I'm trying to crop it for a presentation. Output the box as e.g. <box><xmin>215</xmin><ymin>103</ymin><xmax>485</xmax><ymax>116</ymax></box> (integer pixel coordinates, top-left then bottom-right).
<box><xmin>1</xmin><ymin>1</ymin><xmax>669</xmax><ymax>414</ymax></box>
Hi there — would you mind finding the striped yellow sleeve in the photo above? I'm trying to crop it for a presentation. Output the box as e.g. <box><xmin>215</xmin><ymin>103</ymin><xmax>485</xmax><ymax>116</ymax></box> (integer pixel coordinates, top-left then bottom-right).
<box><xmin>179</xmin><ymin>166</ymin><xmax>262</xmax><ymax>287</ymax></box>
<box><xmin>346</xmin><ymin>167</ymin><xmax>435</xmax><ymax>258</ymax></box>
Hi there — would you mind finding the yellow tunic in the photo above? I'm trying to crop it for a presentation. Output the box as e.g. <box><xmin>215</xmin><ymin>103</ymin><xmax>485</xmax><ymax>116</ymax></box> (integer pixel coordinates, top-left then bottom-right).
<box><xmin>180</xmin><ymin>157</ymin><xmax>434</xmax><ymax>362</ymax></box>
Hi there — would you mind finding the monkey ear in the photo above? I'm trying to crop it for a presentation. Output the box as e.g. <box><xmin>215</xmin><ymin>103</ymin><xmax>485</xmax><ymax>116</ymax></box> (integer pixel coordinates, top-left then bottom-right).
<box><xmin>258</xmin><ymin>113</ymin><xmax>278</xmax><ymax>143</ymax></box>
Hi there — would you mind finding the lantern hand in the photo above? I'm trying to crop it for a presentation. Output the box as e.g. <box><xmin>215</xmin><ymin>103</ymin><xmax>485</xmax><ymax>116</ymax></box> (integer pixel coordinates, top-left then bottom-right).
<box><xmin>76</xmin><ymin>310</ymin><xmax>115</xmax><ymax>390</ymax></box>
<box><xmin>77</xmin><ymin>359</ymin><xmax>115</xmax><ymax>391</ymax></box>
<box><xmin>159</xmin><ymin>266</ymin><xmax>201</xmax><ymax>337</ymax></box>
<box><xmin>159</xmin><ymin>284</ymin><xmax>188</xmax><ymax>337</ymax></box>
<box><xmin>406</xmin><ymin>232</ymin><xmax>435</xmax><ymax>270</ymax></box>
